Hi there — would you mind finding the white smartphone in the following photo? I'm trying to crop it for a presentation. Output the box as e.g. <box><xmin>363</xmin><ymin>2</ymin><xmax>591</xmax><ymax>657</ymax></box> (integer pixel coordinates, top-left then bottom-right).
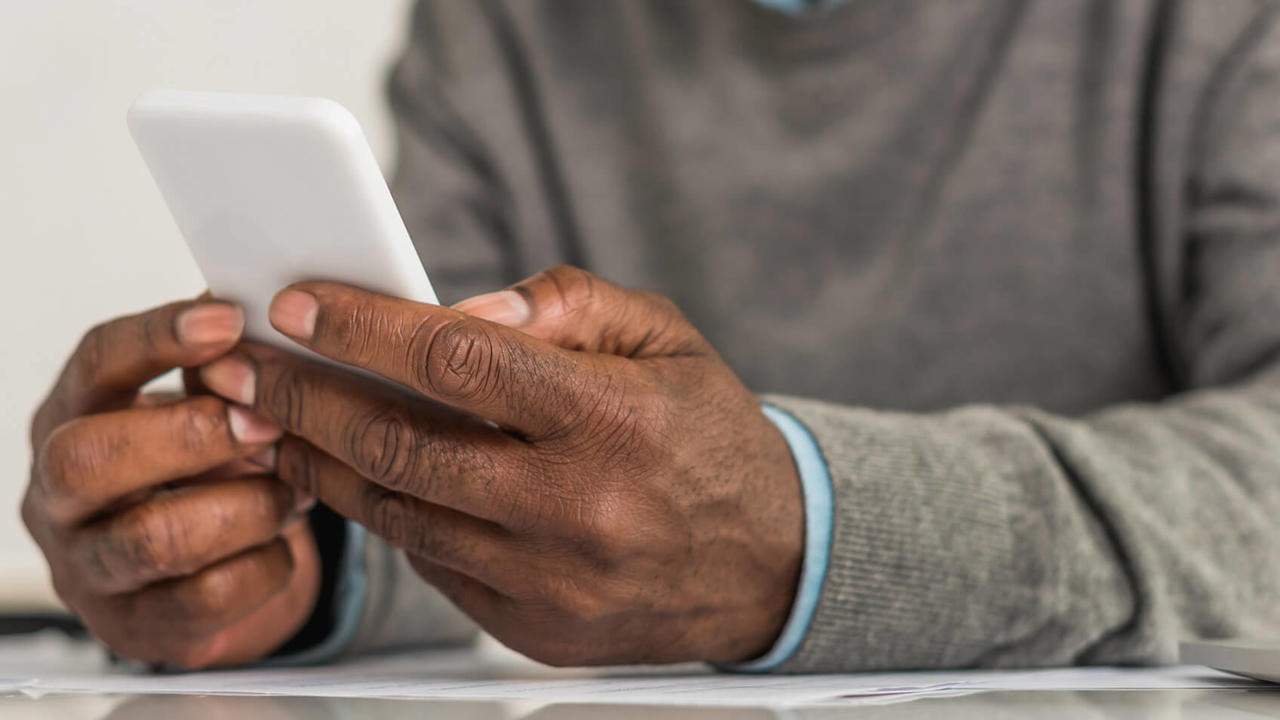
<box><xmin>127</xmin><ymin>89</ymin><xmax>437</xmax><ymax>364</ymax></box>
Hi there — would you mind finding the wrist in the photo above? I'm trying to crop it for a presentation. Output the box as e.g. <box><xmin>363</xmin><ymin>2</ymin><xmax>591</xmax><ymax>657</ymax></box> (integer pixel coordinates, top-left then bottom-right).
<box><xmin>725</xmin><ymin>403</ymin><xmax>834</xmax><ymax>672</ymax></box>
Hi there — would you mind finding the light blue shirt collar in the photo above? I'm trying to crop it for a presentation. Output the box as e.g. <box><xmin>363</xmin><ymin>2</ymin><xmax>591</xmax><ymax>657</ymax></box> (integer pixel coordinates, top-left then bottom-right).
<box><xmin>751</xmin><ymin>0</ymin><xmax>850</xmax><ymax>16</ymax></box>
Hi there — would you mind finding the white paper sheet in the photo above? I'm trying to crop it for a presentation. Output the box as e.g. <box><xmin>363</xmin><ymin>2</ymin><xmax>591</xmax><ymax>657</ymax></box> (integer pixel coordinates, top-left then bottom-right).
<box><xmin>0</xmin><ymin>632</ymin><xmax>1260</xmax><ymax>708</ymax></box>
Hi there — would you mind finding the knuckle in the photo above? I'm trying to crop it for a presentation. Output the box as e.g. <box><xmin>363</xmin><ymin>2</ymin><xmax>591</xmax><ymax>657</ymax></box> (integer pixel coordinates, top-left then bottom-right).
<box><xmin>36</xmin><ymin>422</ymin><xmax>95</xmax><ymax>503</ymax></box>
<box><xmin>341</xmin><ymin>299</ymin><xmax>392</xmax><ymax>365</ymax></box>
<box><xmin>344</xmin><ymin>406</ymin><xmax>423</xmax><ymax>490</ymax></box>
<box><xmin>633</xmin><ymin>291</ymin><xmax>702</xmax><ymax>356</ymax></box>
<box><xmin>495</xmin><ymin>463</ymin><xmax>551</xmax><ymax>533</ymax></box>
<box><xmin>363</xmin><ymin>488</ymin><xmax>413</xmax><ymax>549</ymax></box>
<box><xmin>277</xmin><ymin>438</ymin><xmax>317</xmax><ymax>495</ymax></box>
<box><xmin>169</xmin><ymin>398</ymin><xmax>227</xmax><ymax>455</ymax></box>
<box><xmin>415</xmin><ymin>319</ymin><xmax>502</xmax><ymax>405</ymax></box>
<box><xmin>248</xmin><ymin>478</ymin><xmax>292</xmax><ymax>523</ymax></box>
<box><xmin>539</xmin><ymin>265</ymin><xmax>596</xmax><ymax>316</ymax></box>
<box><xmin>122</xmin><ymin>503</ymin><xmax>187</xmax><ymax>577</ymax></box>
<box><xmin>576</xmin><ymin>493</ymin><xmax>643</xmax><ymax>565</ymax></box>
<box><xmin>75</xmin><ymin>537</ymin><xmax>123</xmax><ymax>593</ymax></box>
<box><xmin>543</xmin><ymin>577</ymin><xmax>610</xmax><ymax>623</ymax></box>
<box><xmin>75</xmin><ymin>322</ymin><xmax>112</xmax><ymax>374</ymax></box>
<box><xmin>260</xmin><ymin>360</ymin><xmax>308</xmax><ymax>429</ymax></box>
<box><xmin>137</xmin><ymin>308</ymin><xmax>173</xmax><ymax>352</ymax></box>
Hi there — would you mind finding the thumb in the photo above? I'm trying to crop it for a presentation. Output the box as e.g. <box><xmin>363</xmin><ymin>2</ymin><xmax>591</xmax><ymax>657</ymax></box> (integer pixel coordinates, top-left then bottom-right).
<box><xmin>452</xmin><ymin>265</ymin><xmax>705</xmax><ymax>358</ymax></box>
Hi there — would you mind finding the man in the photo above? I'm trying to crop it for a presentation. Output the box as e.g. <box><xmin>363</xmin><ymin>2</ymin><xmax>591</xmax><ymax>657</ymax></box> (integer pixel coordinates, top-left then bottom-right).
<box><xmin>22</xmin><ymin>0</ymin><xmax>1280</xmax><ymax>671</ymax></box>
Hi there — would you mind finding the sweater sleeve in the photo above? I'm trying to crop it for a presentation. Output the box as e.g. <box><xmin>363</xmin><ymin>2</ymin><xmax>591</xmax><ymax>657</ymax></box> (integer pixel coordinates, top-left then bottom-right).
<box><xmin>385</xmin><ymin>0</ymin><xmax>563</xmax><ymax>305</ymax></box>
<box><xmin>763</xmin><ymin>12</ymin><xmax>1280</xmax><ymax>672</ymax></box>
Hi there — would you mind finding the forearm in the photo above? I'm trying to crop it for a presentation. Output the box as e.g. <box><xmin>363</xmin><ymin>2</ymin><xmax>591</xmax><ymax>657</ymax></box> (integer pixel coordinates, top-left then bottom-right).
<box><xmin>762</xmin><ymin>368</ymin><xmax>1280</xmax><ymax>672</ymax></box>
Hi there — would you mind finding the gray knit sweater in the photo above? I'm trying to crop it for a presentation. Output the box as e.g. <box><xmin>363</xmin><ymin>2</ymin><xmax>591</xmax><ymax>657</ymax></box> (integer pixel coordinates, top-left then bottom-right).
<box><xmin>321</xmin><ymin>0</ymin><xmax>1280</xmax><ymax>672</ymax></box>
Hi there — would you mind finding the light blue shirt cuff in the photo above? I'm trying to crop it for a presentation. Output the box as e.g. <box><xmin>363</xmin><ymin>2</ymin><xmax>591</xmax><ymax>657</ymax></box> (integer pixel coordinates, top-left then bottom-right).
<box><xmin>262</xmin><ymin>521</ymin><xmax>369</xmax><ymax>666</ymax></box>
<box><xmin>730</xmin><ymin>403</ymin><xmax>834</xmax><ymax>672</ymax></box>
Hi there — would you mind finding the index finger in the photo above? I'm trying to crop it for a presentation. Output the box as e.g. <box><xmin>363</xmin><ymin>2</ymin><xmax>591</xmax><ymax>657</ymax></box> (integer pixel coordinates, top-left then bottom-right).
<box><xmin>32</xmin><ymin>396</ymin><xmax>280</xmax><ymax>525</ymax></box>
<box><xmin>33</xmin><ymin>299</ymin><xmax>244</xmax><ymax>447</ymax></box>
<box><xmin>266</xmin><ymin>282</ymin><xmax>601</xmax><ymax>437</ymax></box>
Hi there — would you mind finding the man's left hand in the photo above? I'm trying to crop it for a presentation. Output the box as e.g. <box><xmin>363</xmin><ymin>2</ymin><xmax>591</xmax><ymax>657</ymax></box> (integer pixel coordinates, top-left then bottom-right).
<box><xmin>200</xmin><ymin>266</ymin><xmax>803</xmax><ymax>666</ymax></box>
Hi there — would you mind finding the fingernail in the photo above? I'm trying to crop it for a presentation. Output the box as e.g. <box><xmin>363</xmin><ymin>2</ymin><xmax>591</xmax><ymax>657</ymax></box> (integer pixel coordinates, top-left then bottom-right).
<box><xmin>176</xmin><ymin>303</ymin><xmax>244</xmax><ymax>347</ymax></box>
<box><xmin>269</xmin><ymin>289</ymin><xmax>318</xmax><ymax>339</ymax></box>
<box><xmin>294</xmin><ymin>489</ymin><xmax>317</xmax><ymax>515</ymax></box>
<box><xmin>200</xmin><ymin>354</ymin><xmax>256</xmax><ymax>405</ymax></box>
<box><xmin>245</xmin><ymin>445</ymin><xmax>277</xmax><ymax>471</ymax></box>
<box><xmin>452</xmin><ymin>290</ymin><xmax>530</xmax><ymax>327</ymax></box>
<box><xmin>227</xmin><ymin>406</ymin><xmax>281</xmax><ymax>445</ymax></box>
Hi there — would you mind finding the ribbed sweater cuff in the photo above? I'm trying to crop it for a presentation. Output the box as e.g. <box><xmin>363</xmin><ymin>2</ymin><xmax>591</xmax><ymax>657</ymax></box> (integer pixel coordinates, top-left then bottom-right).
<box><xmin>761</xmin><ymin>395</ymin><xmax>1015</xmax><ymax>673</ymax></box>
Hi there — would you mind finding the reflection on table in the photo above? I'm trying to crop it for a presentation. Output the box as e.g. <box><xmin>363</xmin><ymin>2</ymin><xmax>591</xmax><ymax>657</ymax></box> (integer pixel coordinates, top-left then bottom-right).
<box><xmin>3</xmin><ymin>689</ymin><xmax>1280</xmax><ymax>719</ymax></box>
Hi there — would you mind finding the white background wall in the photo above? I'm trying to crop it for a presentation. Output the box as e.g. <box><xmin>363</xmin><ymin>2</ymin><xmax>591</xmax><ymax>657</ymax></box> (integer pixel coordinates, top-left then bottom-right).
<box><xmin>0</xmin><ymin>0</ymin><xmax>412</xmax><ymax>607</ymax></box>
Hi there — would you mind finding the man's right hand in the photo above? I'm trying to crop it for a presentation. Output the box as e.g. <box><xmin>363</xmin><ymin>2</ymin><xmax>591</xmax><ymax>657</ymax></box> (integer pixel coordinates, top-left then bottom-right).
<box><xmin>22</xmin><ymin>298</ymin><xmax>320</xmax><ymax>669</ymax></box>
